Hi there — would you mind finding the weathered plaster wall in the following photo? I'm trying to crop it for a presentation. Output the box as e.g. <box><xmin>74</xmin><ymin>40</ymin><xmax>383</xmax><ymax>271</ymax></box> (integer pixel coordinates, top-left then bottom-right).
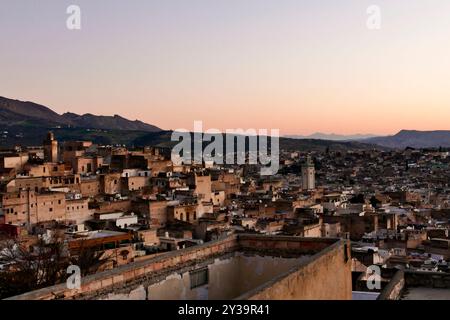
<box><xmin>377</xmin><ymin>270</ymin><xmax>405</xmax><ymax>300</ymax></box>
<box><xmin>241</xmin><ymin>240</ymin><xmax>352</xmax><ymax>300</ymax></box>
<box><xmin>145</xmin><ymin>253</ymin><xmax>308</xmax><ymax>300</ymax></box>
<box><xmin>7</xmin><ymin>235</ymin><xmax>351</xmax><ymax>301</ymax></box>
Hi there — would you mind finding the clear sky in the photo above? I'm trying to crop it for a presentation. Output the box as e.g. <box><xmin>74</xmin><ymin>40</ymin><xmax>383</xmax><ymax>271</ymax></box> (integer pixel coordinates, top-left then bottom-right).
<box><xmin>2</xmin><ymin>0</ymin><xmax>450</xmax><ymax>135</ymax></box>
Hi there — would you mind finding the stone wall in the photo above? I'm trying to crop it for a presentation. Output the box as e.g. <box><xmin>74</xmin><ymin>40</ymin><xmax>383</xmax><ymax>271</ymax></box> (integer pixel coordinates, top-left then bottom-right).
<box><xmin>377</xmin><ymin>270</ymin><xmax>405</xmax><ymax>300</ymax></box>
<box><xmin>240</xmin><ymin>239</ymin><xmax>352</xmax><ymax>300</ymax></box>
<box><xmin>7</xmin><ymin>235</ymin><xmax>238</xmax><ymax>300</ymax></box>
<box><xmin>6</xmin><ymin>235</ymin><xmax>351</xmax><ymax>300</ymax></box>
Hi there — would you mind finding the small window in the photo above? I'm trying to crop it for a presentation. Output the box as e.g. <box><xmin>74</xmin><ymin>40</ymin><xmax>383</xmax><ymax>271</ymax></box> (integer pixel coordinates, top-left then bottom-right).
<box><xmin>190</xmin><ymin>268</ymin><xmax>208</xmax><ymax>289</ymax></box>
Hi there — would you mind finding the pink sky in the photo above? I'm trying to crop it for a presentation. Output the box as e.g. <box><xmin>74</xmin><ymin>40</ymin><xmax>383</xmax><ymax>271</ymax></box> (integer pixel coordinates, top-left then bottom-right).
<box><xmin>2</xmin><ymin>1</ymin><xmax>450</xmax><ymax>135</ymax></box>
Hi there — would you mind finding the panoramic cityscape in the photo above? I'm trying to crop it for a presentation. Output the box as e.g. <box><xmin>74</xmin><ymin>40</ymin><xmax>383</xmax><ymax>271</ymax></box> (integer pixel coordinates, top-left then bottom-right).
<box><xmin>1</xmin><ymin>0</ymin><xmax>450</xmax><ymax>309</ymax></box>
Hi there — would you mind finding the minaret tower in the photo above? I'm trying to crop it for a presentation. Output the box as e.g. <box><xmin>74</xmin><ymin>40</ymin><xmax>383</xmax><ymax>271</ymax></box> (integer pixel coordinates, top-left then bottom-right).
<box><xmin>43</xmin><ymin>131</ymin><xmax>58</xmax><ymax>163</ymax></box>
<box><xmin>301</xmin><ymin>155</ymin><xmax>315</xmax><ymax>190</ymax></box>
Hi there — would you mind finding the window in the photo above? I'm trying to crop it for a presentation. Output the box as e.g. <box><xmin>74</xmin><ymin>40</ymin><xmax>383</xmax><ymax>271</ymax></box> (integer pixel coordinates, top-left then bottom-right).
<box><xmin>190</xmin><ymin>268</ymin><xmax>208</xmax><ymax>289</ymax></box>
<box><xmin>120</xmin><ymin>250</ymin><xmax>129</xmax><ymax>261</ymax></box>
<box><xmin>49</xmin><ymin>208</ymin><xmax>53</xmax><ymax>212</ymax></box>
<box><xmin>58</xmin><ymin>200</ymin><xmax>61</xmax><ymax>205</ymax></box>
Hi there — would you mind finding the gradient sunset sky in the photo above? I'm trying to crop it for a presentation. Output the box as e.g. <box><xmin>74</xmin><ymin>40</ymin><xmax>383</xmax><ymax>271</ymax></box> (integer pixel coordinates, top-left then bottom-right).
<box><xmin>2</xmin><ymin>0</ymin><xmax>450</xmax><ymax>135</ymax></box>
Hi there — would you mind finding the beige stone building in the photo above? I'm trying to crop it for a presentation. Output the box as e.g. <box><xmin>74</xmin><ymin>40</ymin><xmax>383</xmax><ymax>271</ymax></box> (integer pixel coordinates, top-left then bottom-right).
<box><xmin>168</xmin><ymin>203</ymin><xmax>200</xmax><ymax>224</ymax></box>
<box><xmin>1</xmin><ymin>190</ymin><xmax>66</xmax><ymax>227</ymax></box>
<box><xmin>65</xmin><ymin>197</ymin><xmax>93</xmax><ymax>224</ymax></box>
<box><xmin>7</xmin><ymin>174</ymin><xmax>81</xmax><ymax>193</ymax></box>
<box><xmin>100</xmin><ymin>173</ymin><xmax>122</xmax><ymax>195</ymax></box>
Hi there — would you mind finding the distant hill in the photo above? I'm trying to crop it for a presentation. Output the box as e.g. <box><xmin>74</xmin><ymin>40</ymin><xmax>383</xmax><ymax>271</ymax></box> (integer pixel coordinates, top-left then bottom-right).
<box><xmin>134</xmin><ymin>132</ymin><xmax>381</xmax><ymax>152</ymax></box>
<box><xmin>0</xmin><ymin>96</ymin><xmax>381</xmax><ymax>151</ymax></box>
<box><xmin>285</xmin><ymin>133</ymin><xmax>379</xmax><ymax>141</ymax></box>
<box><xmin>0</xmin><ymin>96</ymin><xmax>161</xmax><ymax>132</ymax></box>
<box><xmin>61</xmin><ymin>112</ymin><xmax>161</xmax><ymax>132</ymax></box>
<box><xmin>0</xmin><ymin>96</ymin><xmax>69</xmax><ymax>125</ymax></box>
<box><xmin>362</xmin><ymin>130</ymin><xmax>450</xmax><ymax>149</ymax></box>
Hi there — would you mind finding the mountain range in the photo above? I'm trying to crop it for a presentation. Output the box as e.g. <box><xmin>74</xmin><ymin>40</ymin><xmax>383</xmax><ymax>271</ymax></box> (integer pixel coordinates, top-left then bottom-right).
<box><xmin>361</xmin><ymin>130</ymin><xmax>450</xmax><ymax>149</ymax></box>
<box><xmin>3</xmin><ymin>96</ymin><xmax>448</xmax><ymax>150</ymax></box>
<box><xmin>285</xmin><ymin>130</ymin><xmax>450</xmax><ymax>150</ymax></box>
<box><xmin>285</xmin><ymin>133</ymin><xmax>379</xmax><ymax>141</ymax></box>
<box><xmin>0</xmin><ymin>96</ymin><xmax>161</xmax><ymax>132</ymax></box>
